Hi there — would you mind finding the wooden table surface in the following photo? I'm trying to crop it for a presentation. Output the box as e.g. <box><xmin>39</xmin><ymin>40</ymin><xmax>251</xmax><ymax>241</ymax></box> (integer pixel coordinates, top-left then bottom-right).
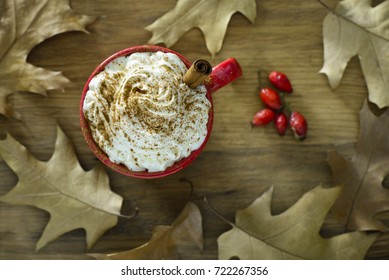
<box><xmin>1</xmin><ymin>0</ymin><xmax>389</xmax><ymax>259</ymax></box>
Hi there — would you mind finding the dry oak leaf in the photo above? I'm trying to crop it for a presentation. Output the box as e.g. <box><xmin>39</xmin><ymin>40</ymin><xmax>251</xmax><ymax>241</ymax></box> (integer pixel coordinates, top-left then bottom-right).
<box><xmin>146</xmin><ymin>0</ymin><xmax>256</xmax><ymax>57</ymax></box>
<box><xmin>328</xmin><ymin>101</ymin><xmax>389</xmax><ymax>232</ymax></box>
<box><xmin>91</xmin><ymin>202</ymin><xmax>203</xmax><ymax>260</ymax></box>
<box><xmin>217</xmin><ymin>186</ymin><xmax>377</xmax><ymax>260</ymax></box>
<box><xmin>0</xmin><ymin>0</ymin><xmax>95</xmax><ymax>118</ymax></box>
<box><xmin>320</xmin><ymin>0</ymin><xmax>389</xmax><ymax>108</ymax></box>
<box><xmin>0</xmin><ymin>126</ymin><xmax>124</xmax><ymax>251</ymax></box>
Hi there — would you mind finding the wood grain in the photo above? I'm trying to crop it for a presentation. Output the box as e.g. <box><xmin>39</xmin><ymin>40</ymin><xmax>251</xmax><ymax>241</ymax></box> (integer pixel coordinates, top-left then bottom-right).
<box><xmin>1</xmin><ymin>0</ymin><xmax>388</xmax><ymax>259</ymax></box>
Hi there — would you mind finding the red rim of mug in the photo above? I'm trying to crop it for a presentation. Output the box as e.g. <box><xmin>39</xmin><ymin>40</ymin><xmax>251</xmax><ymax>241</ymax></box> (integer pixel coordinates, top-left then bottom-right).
<box><xmin>80</xmin><ymin>45</ymin><xmax>214</xmax><ymax>179</ymax></box>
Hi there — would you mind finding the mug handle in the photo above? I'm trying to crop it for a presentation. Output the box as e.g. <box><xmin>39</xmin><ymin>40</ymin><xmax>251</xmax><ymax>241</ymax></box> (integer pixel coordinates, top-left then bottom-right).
<box><xmin>204</xmin><ymin>58</ymin><xmax>243</xmax><ymax>94</ymax></box>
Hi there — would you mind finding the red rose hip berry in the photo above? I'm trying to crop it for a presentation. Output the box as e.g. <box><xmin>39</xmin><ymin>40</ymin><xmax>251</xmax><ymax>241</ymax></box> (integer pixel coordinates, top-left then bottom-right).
<box><xmin>268</xmin><ymin>71</ymin><xmax>293</xmax><ymax>93</ymax></box>
<box><xmin>259</xmin><ymin>88</ymin><xmax>283</xmax><ymax>110</ymax></box>
<box><xmin>274</xmin><ymin>112</ymin><xmax>288</xmax><ymax>136</ymax></box>
<box><xmin>290</xmin><ymin>112</ymin><xmax>307</xmax><ymax>140</ymax></box>
<box><xmin>252</xmin><ymin>108</ymin><xmax>276</xmax><ymax>126</ymax></box>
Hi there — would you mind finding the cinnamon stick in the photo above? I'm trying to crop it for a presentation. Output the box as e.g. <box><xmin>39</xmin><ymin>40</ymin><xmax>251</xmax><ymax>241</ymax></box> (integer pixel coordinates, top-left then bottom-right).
<box><xmin>183</xmin><ymin>59</ymin><xmax>212</xmax><ymax>88</ymax></box>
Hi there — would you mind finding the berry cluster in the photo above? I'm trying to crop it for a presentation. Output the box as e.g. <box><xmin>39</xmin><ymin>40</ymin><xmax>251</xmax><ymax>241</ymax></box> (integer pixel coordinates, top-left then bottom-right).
<box><xmin>252</xmin><ymin>70</ymin><xmax>308</xmax><ymax>140</ymax></box>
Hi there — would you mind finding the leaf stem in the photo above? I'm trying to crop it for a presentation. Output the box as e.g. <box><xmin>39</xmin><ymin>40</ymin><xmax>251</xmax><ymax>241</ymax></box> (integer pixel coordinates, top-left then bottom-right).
<box><xmin>180</xmin><ymin>177</ymin><xmax>194</xmax><ymax>201</ymax></box>
<box><xmin>316</xmin><ymin>0</ymin><xmax>338</xmax><ymax>11</ymax></box>
<box><xmin>120</xmin><ymin>207</ymin><xmax>139</xmax><ymax>219</ymax></box>
<box><xmin>203</xmin><ymin>197</ymin><xmax>236</xmax><ymax>228</ymax></box>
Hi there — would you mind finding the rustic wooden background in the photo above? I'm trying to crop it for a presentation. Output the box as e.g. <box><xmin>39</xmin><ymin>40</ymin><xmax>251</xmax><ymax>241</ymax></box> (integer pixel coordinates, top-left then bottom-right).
<box><xmin>1</xmin><ymin>0</ymin><xmax>388</xmax><ymax>259</ymax></box>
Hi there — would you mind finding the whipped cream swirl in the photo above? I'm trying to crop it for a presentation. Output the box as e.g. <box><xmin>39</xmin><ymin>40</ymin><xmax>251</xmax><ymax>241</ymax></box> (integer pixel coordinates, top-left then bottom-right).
<box><xmin>83</xmin><ymin>51</ymin><xmax>211</xmax><ymax>172</ymax></box>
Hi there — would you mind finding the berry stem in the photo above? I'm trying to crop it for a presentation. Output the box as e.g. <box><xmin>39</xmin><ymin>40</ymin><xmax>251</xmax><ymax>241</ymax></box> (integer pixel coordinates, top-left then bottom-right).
<box><xmin>257</xmin><ymin>70</ymin><xmax>263</xmax><ymax>88</ymax></box>
<box><xmin>279</xmin><ymin>92</ymin><xmax>292</xmax><ymax>115</ymax></box>
<box><xmin>257</xmin><ymin>67</ymin><xmax>270</xmax><ymax>75</ymax></box>
<box><xmin>257</xmin><ymin>67</ymin><xmax>270</xmax><ymax>88</ymax></box>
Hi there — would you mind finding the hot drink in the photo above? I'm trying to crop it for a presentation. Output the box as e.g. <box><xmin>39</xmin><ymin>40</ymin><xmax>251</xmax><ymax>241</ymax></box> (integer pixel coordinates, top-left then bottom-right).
<box><xmin>82</xmin><ymin>51</ymin><xmax>211</xmax><ymax>172</ymax></box>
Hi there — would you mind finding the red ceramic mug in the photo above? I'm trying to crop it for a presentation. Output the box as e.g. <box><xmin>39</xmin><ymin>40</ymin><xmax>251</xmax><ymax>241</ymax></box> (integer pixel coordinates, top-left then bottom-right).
<box><xmin>80</xmin><ymin>45</ymin><xmax>242</xmax><ymax>178</ymax></box>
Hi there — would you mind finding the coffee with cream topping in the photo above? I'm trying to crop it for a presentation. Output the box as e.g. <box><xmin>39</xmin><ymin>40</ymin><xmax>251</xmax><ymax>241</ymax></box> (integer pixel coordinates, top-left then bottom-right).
<box><xmin>82</xmin><ymin>51</ymin><xmax>211</xmax><ymax>172</ymax></box>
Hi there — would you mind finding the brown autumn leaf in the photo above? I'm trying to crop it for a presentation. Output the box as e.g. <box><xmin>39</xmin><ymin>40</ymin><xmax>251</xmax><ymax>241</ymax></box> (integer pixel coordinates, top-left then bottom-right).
<box><xmin>0</xmin><ymin>125</ymin><xmax>124</xmax><ymax>251</ymax></box>
<box><xmin>319</xmin><ymin>0</ymin><xmax>389</xmax><ymax>108</ymax></box>
<box><xmin>328</xmin><ymin>100</ymin><xmax>389</xmax><ymax>232</ymax></box>
<box><xmin>217</xmin><ymin>186</ymin><xmax>377</xmax><ymax>260</ymax></box>
<box><xmin>90</xmin><ymin>202</ymin><xmax>203</xmax><ymax>260</ymax></box>
<box><xmin>146</xmin><ymin>0</ymin><xmax>256</xmax><ymax>57</ymax></box>
<box><xmin>0</xmin><ymin>0</ymin><xmax>95</xmax><ymax>118</ymax></box>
